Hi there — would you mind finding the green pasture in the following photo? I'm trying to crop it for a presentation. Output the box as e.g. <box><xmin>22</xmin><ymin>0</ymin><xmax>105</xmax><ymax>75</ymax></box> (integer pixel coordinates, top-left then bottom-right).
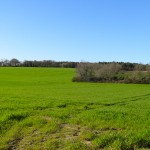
<box><xmin>0</xmin><ymin>67</ymin><xmax>149</xmax><ymax>149</ymax></box>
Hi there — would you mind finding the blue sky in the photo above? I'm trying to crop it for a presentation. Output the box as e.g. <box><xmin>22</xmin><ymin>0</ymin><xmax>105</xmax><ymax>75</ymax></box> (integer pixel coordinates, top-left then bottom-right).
<box><xmin>0</xmin><ymin>0</ymin><xmax>150</xmax><ymax>63</ymax></box>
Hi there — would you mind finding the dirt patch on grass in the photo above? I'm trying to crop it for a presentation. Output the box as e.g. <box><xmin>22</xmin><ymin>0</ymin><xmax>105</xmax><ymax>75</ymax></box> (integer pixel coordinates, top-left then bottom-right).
<box><xmin>8</xmin><ymin>137</ymin><xmax>22</xmax><ymax>150</ymax></box>
<box><xmin>57</xmin><ymin>124</ymin><xmax>81</xmax><ymax>140</ymax></box>
<box><xmin>84</xmin><ymin>140</ymin><xmax>92</xmax><ymax>146</ymax></box>
<box><xmin>10</xmin><ymin>124</ymin><xmax>83</xmax><ymax>149</ymax></box>
<box><xmin>41</xmin><ymin>116</ymin><xmax>52</xmax><ymax>121</ymax></box>
<box><xmin>7</xmin><ymin>125</ymin><xmax>125</xmax><ymax>149</ymax></box>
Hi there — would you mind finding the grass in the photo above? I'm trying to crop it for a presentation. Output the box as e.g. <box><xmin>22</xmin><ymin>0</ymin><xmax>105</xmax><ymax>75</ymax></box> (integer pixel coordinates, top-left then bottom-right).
<box><xmin>0</xmin><ymin>67</ymin><xmax>149</xmax><ymax>149</ymax></box>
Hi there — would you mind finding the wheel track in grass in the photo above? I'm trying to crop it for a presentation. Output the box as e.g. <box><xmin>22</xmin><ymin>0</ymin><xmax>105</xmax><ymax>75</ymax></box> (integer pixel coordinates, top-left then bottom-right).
<box><xmin>99</xmin><ymin>93</ymin><xmax>150</xmax><ymax>107</ymax></box>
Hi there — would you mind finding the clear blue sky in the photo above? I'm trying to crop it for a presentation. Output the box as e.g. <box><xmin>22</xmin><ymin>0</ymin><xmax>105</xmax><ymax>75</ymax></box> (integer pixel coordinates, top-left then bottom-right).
<box><xmin>0</xmin><ymin>0</ymin><xmax>150</xmax><ymax>63</ymax></box>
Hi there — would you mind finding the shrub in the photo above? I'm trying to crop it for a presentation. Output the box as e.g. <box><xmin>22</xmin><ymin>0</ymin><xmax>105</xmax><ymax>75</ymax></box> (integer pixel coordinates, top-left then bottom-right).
<box><xmin>73</xmin><ymin>62</ymin><xmax>150</xmax><ymax>84</ymax></box>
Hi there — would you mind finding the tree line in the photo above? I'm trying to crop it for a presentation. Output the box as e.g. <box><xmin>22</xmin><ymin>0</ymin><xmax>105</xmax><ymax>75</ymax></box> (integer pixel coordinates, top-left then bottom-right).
<box><xmin>1</xmin><ymin>58</ymin><xmax>148</xmax><ymax>70</ymax></box>
<box><xmin>0</xmin><ymin>59</ymin><xmax>78</xmax><ymax>68</ymax></box>
<box><xmin>73</xmin><ymin>62</ymin><xmax>150</xmax><ymax>84</ymax></box>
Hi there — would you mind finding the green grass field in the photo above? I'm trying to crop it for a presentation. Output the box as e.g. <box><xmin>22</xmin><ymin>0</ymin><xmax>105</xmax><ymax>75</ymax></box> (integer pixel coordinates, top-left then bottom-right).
<box><xmin>0</xmin><ymin>67</ymin><xmax>149</xmax><ymax>150</ymax></box>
